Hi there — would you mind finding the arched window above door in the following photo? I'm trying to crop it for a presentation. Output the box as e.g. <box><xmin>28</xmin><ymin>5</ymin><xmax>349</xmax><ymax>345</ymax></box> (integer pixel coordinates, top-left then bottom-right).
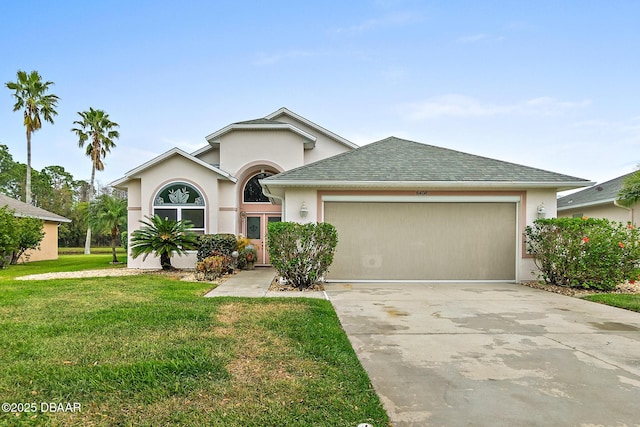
<box><xmin>243</xmin><ymin>172</ymin><xmax>273</xmax><ymax>203</ymax></box>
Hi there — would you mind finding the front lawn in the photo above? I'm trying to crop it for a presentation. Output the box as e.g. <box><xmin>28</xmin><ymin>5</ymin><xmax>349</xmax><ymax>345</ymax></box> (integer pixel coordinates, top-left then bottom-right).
<box><xmin>0</xmin><ymin>254</ymin><xmax>126</xmax><ymax>280</ymax></box>
<box><xmin>582</xmin><ymin>293</ymin><xmax>640</xmax><ymax>313</ymax></box>
<box><xmin>0</xmin><ymin>274</ymin><xmax>389</xmax><ymax>426</ymax></box>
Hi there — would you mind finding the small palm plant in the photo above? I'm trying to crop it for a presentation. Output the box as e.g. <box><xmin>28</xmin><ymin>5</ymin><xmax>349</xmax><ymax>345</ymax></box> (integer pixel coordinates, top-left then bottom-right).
<box><xmin>130</xmin><ymin>215</ymin><xmax>198</xmax><ymax>270</ymax></box>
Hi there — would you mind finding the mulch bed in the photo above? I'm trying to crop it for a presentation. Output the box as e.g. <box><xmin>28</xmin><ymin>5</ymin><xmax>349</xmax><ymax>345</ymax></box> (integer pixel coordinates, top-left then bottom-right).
<box><xmin>520</xmin><ymin>280</ymin><xmax>640</xmax><ymax>297</ymax></box>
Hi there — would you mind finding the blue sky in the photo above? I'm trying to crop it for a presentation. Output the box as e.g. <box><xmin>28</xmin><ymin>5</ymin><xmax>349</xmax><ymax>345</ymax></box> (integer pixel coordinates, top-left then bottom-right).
<box><xmin>1</xmin><ymin>0</ymin><xmax>639</xmax><ymax>190</ymax></box>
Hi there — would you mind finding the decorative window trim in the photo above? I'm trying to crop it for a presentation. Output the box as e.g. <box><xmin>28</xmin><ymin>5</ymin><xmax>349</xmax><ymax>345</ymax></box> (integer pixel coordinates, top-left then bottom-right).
<box><xmin>153</xmin><ymin>182</ymin><xmax>206</xmax><ymax>234</ymax></box>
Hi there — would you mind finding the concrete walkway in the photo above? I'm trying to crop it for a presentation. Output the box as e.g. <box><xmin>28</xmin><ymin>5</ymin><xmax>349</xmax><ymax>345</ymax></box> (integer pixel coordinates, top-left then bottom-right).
<box><xmin>203</xmin><ymin>267</ymin><xmax>326</xmax><ymax>298</ymax></box>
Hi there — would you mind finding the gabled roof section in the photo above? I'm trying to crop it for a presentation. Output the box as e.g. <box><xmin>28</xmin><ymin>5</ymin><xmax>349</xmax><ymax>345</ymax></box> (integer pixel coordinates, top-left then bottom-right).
<box><xmin>111</xmin><ymin>147</ymin><xmax>236</xmax><ymax>188</ymax></box>
<box><xmin>557</xmin><ymin>171</ymin><xmax>636</xmax><ymax>210</ymax></box>
<box><xmin>204</xmin><ymin>117</ymin><xmax>317</xmax><ymax>149</ymax></box>
<box><xmin>265</xmin><ymin>107</ymin><xmax>358</xmax><ymax>149</ymax></box>
<box><xmin>0</xmin><ymin>194</ymin><xmax>71</xmax><ymax>223</ymax></box>
<box><xmin>262</xmin><ymin>137</ymin><xmax>592</xmax><ymax>190</ymax></box>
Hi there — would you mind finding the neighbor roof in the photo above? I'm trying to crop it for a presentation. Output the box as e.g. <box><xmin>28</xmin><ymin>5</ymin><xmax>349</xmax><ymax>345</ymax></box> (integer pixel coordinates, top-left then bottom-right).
<box><xmin>0</xmin><ymin>194</ymin><xmax>71</xmax><ymax>223</ymax></box>
<box><xmin>262</xmin><ymin>137</ymin><xmax>592</xmax><ymax>190</ymax></box>
<box><xmin>557</xmin><ymin>171</ymin><xmax>636</xmax><ymax>210</ymax></box>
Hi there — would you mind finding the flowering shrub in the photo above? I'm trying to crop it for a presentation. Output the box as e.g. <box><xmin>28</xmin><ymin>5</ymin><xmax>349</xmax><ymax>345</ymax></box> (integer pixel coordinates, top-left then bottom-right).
<box><xmin>525</xmin><ymin>217</ymin><xmax>640</xmax><ymax>291</ymax></box>
<box><xmin>196</xmin><ymin>252</ymin><xmax>232</xmax><ymax>281</ymax></box>
<box><xmin>267</xmin><ymin>222</ymin><xmax>338</xmax><ymax>290</ymax></box>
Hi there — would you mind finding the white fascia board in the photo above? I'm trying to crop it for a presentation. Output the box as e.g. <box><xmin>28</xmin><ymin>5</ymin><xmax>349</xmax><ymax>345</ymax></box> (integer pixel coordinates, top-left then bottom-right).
<box><xmin>265</xmin><ymin>107</ymin><xmax>358</xmax><ymax>149</ymax></box>
<box><xmin>117</xmin><ymin>148</ymin><xmax>237</xmax><ymax>183</ymax></box>
<box><xmin>557</xmin><ymin>198</ymin><xmax>614</xmax><ymax>211</ymax></box>
<box><xmin>205</xmin><ymin>122</ymin><xmax>317</xmax><ymax>147</ymax></box>
<box><xmin>262</xmin><ymin>180</ymin><xmax>595</xmax><ymax>189</ymax></box>
<box><xmin>14</xmin><ymin>212</ymin><xmax>72</xmax><ymax>223</ymax></box>
<box><xmin>190</xmin><ymin>144</ymin><xmax>216</xmax><ymax>157</ymax></box>
<box><xmin>322</xmin><ymin>194</ymin><xmax>521</xmax><ymax>203</ymax></box>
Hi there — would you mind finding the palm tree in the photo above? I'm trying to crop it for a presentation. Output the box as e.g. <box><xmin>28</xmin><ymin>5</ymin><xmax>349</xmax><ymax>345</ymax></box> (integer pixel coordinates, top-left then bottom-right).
<box><xmin>5</xmin><ymin>70</ymin><xmax>59</xmax><ymax>205</ymax></box>
<box><xmin>88</xmin><ymin>194</ymin><xmax>127</xmax><ymax>263</ymax></box>
<box><xmin>71</xmin><ymin>108</ymin><xmax>120</xmax><ymax>254</ymax></box>
<box><xmin>130</xmin><ymin>215</ymin><xmax>198</xmax><ymax>270</ymax></box>
<box><xmin>618</xmin><ymin>169</ymin><xmax>640</xmax><ymax>206</ymax></box>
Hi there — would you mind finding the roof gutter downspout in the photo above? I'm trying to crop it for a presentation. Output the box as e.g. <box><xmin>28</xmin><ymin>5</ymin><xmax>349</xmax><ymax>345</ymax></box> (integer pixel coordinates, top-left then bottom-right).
<box><xmin>261</xmin><ymin>185</ymin><xmax>286</xmax><ymax>220</ymax></box>
<box><xmin>614</xmin><ymin>200</ymin><xmax>634</xmax><ymax>224</ymax></box>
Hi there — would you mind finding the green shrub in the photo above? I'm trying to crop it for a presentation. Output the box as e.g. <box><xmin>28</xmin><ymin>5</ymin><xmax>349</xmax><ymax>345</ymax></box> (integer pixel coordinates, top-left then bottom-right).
<box><xmin>267</xmin><ymin>222</ymin><xmax>338</xmax><ymax>290</ymax></box>
<box><xmin>197</xmin><ymin>234</ymin><xmax>238</xmax><ymax>261</ymax></box>
<box><xmin>196</xmin><ymin>252</ymin><xmax>232</xmax><ymax>281</ymax></box>
<box><xmin>526</xmin><ymin>217</ymin><xmax>640</xmax><ymax>291</ymax></box>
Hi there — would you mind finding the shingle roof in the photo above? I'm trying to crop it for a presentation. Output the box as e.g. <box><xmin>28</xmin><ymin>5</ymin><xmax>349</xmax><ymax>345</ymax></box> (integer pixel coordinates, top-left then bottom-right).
<box><xmin>262</xmin><ymin>137</ymin><xmax>590</xmax><ymax>186</ymax></box>
<box><xmin>0</xmin><ymin>194</ymin><xmax>71</xmax><ymax>223</ymax></box>
<box><xmin>557</xmin><ymin>171</ymin><xmax>636</xmax><ymax>209</ymax></box>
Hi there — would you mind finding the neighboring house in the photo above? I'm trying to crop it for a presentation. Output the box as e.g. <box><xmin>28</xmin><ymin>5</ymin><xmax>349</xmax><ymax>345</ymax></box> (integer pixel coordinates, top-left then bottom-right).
<box><xmin>557</xmin><ymin>171</ymin><xmax>638</xmax><ymax>224</ymax></box>
<box><xmin>0</xmin><ymin>194</ymin><xmax>71</xmax><ymax>262</ymax></box>
<box><xmin>114</xmin><ymin>107</ymin><xmax>592</xmax><ymax>282</ymax></box>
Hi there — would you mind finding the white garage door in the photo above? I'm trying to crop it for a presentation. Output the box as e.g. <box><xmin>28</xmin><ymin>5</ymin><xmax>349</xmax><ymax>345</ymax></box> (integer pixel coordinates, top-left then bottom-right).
<box><xmin>324</xmin><ymin>202</ymin><xmax>516</xmax><ymax>281</ymax></box>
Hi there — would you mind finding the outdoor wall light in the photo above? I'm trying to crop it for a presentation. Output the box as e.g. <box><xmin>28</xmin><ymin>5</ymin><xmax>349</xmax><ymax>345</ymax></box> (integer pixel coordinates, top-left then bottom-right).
<box><xmin>537</xmin><ymin>203</ymin><xmax>546</xmax><ymax>219</ymax></box>
<box><xmin>299</xmin><ymin>202</ymin><xmax>309</xmax><ymax>218</ymax></box>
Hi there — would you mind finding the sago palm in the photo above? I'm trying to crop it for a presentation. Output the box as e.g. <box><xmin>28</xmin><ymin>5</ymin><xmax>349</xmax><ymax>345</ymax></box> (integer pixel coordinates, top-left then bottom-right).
<box><xmin>5</xmin><ymin>70</ymin><xmax>59</xmax><ymax>204</ymax></box>
<box><xmin>130</xmin><ymin>215</ymin><xmax>198</xmax><ymax>270</ymax></box>
<box><xmin>71</xmin><ymin>107</ymin><xmax>119</xmax><ymax>254</ymax></box>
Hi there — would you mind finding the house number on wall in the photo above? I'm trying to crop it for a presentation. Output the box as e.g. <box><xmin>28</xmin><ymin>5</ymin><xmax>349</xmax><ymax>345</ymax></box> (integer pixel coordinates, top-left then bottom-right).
<box><xmin>416</xmin><ymin>191</ymin><xmax>428</xmax><ymax>195</ymax></box>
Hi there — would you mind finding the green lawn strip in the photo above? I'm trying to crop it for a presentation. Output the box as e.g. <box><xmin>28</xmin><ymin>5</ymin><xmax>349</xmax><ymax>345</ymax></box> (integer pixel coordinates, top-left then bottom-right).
<box><xmin>58</xmin><ymin>247</ymin><xmax>126</xmax><ymax>256</ymax></box>
<box><xmin>0</xmin><ymin>254</ymin><xmax>126</xmax><ymax>280</ymax></box>
<box><xmin>581</xmin><ymin>293</ymin><xmax>640</xmax><ymax>312</ymax></box>
<box><xmin>0</xmin><ymin>276</ymin><xmax>389</xmax><ymax>426</ymax></box>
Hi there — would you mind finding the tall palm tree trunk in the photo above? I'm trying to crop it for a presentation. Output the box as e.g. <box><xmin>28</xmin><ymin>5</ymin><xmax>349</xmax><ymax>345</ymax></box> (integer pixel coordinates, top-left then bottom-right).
<box><xmin>25</xmin><ymin>130</ymin><xmax>32</xmax><ymax>204</ymax></box>
<box><xmin>84</xmin><ymin>165</ymin><xmax>96</xmax><ymax>255</ymax></box>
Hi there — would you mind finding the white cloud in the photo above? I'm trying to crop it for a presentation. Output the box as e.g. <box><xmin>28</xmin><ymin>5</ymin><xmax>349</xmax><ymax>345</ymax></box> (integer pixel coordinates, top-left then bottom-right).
<box><xmin>457</xmin><ymin>33</ymin><xmax>504</xmax><ymax>43</ymax></box>
<box><xmin>254</xmin><ymin>49</ymin><xmax>325</xmax><ymax>66</ymax></box>
<box><xmin>405</xmin><ymin>94</ymin><xmax>591</xmax><ymax>120</ymax></box>
<box><xmin>332</xmin><ymin>11</ymin><xmax>421</xmax><ymax>35</ymax></box>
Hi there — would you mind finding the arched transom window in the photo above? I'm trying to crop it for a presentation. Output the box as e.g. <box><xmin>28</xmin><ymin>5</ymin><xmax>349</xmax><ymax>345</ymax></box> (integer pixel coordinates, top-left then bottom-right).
<box><xmin>154</xmin><ymin>182</ymin><xmax>205</xmax><ymax>234</ymax></box>
<box><xmin>243</xmin><ymin>172</ymin><xmax>273</xmax><ymax>203</ymax></box>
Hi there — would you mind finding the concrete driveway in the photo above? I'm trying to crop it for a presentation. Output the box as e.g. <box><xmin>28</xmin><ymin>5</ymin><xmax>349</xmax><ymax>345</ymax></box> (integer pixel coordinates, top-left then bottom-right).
<box><xmin>324</xmin><ymin>282</ymin><xmax>640</xmax><ymax>427</ymax></box>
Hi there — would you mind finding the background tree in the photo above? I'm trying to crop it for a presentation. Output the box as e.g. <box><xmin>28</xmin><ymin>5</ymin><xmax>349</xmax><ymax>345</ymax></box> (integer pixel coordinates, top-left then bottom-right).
<box><xmin>71</xmin><ymin>108</ymin><xmax>120</xmax><ymax>254</ymax></box>
<box><xmin>88</xmin><ymin>193</ymin><xmax>127</xmax><ymax>263</ymax></box>
<box><xmin>130</xmin><ymin>215</ymin><xmax>198</xmax><ymax>270</ymax></box>
<box><xmin>10</xmin><ymin>217</ymin><xmax>45</xmax><ymax>264</ymax></box>
<box><xmin>618</xmin><ymin>169</ymin><xmax>640</xmax><ymax>206</ymax></box>
<box><xmin>5</xmin><ymin>70</ymin><xmax>59</xmax><ymax>204</ymax></box>
<box><xmin>0</xmin><ymin>206</ymin><xmax>19</xmax><ymax>268</ymax></box>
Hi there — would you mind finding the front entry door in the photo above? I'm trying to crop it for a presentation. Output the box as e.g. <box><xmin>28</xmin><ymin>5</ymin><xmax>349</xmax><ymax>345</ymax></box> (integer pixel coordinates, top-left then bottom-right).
<box><xmin>245</xmin><ymin>214</ymin><xmax>281</xmax><ymax>265</ymax></box>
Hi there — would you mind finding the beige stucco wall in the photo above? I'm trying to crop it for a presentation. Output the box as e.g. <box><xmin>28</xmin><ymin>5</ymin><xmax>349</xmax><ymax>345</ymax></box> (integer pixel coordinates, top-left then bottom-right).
<box><xmin>195</xmin><ymin>147</ymin><xmax>220</xmax><ymax>166</ymax></box>
<box><xmin>125</xmin><ymin>155</ymin><xmax>225</xmax><ymax>269</ymax></box>
<box><xmin>558</xmin><ymin>202</ymin><xmax>638</xmax><ymax>225</ymax></box>
<box><xmin>21</xmin><ymin>221</ymin><xmax>59</xmax><ymax>262</ymax></box>
<box><xmin>218</xmin><ymin>130</ymin><xmax>304</xmax><ymax>175</ymax></box>
<box><xmin>270</xmin><ymin>115</ymin><xmax>354</xmax><ymax>163</ymax></box>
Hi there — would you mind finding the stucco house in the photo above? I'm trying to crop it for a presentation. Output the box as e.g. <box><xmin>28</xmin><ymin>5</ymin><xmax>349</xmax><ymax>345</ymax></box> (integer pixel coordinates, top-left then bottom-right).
<box><xmin>0</xmin><ymin>194</ymin><xmax>71</xmax><ymax>262</ymax></box>
<box><xmin>113</xmin><ymin>107</ymin><xmax>592</xmax><ymax>282</ymax></box>
<box><xmin>557</xmin><ymin>172</ymin><xmax>638</xmax><ymax>224</ymax></box>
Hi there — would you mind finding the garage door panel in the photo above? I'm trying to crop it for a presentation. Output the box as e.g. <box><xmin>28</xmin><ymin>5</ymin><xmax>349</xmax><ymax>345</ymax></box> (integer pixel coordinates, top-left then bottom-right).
<box><xmin>324</xmin><ymin>202</ymin><xmax>516</xmax><ymax>281</ymax></box>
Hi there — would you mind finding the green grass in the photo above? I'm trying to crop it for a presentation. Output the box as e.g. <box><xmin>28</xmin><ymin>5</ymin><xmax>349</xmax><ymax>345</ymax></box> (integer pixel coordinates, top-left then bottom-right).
<box><xmin>0</xmin><ymin>254</ymin><xmax>126</xmax><ymax>280</ymax></box>
<box><xmin>582</xmin><ymin>293</ymin><xmax>640</xmax><ymax>312</ymax></box>
<box><xmin>58</xmin><ymin>247</ymin><xmax>126</xmax><ymax>255</ymax></box>
<box><xmin>0</xmin><ymin>269</ymin><xmax>389</xmax><ymax>426</ymax></box>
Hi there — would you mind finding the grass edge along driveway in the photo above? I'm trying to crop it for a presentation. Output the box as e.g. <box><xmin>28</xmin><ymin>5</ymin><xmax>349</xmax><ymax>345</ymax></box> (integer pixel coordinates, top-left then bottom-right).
<box><xmin>0</xmin><ymin>274</ymin><xmax>389</xmax><ymax>427</ymax></box>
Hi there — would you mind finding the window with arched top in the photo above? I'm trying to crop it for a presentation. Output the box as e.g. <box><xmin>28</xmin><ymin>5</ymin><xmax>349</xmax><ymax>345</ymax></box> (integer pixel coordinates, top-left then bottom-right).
<box><xmin>153</xmin><ymin>182</ymin><xmax>205</xmax><ymax>234</ymax></box>
<box><xmin>243</xmin><ymin>172</ymin><xmax>273</xmax><ymax>203</ymax></box>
